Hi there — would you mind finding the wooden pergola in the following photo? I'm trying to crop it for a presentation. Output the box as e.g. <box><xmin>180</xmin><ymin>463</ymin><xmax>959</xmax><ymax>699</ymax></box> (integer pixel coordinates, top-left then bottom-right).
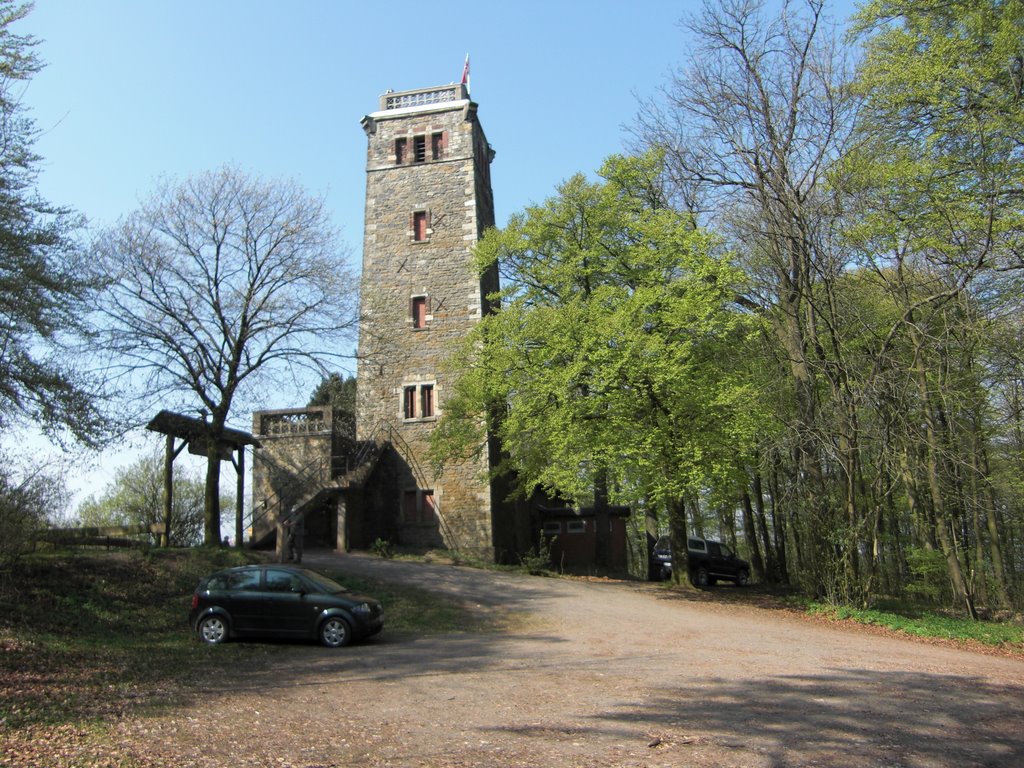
<box><xmin>146</xmin><ymin>410</ymin><xmax>261</xmax><ymax>547</ymax></box>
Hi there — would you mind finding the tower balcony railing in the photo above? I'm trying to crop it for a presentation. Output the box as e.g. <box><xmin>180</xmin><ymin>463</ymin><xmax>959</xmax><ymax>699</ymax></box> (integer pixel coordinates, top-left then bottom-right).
<box><xmin>257</xmin><ymin>407</ymin><xmax>330</xmax><ymax>436</ymax></box>
<box><xmin>382</xmin><ymin>84</ymin><xmax>468</xmax><ymax>111</ymax></box>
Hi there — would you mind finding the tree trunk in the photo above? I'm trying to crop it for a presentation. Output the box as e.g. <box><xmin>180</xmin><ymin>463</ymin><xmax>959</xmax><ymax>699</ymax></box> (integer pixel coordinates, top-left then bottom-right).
<box><xmin>975</xmin><ymin>420</ymin><xmax>1012</xmax><ymax>610</ymax></box>
<box><xmin>667</xmin><ymin>495</ymin><xmax>691</xmax><ymax>588</ymax></box>
<box><xmin>751</xmin><ymin>469</ymin><xmax>776</xmax><ymax>581</ymax></box>
<box><xmin>204</xmin><ymin>431</ymin><xmax>223</xmax><ymax>547</ymax></box>
<box><xmin>911</xmin><ymin>327</ymin><xmax>977</xmax><ymax>618</ymax></box>
<box><xmin>645</xmin><ymin>504</ymin><xmax>660</xmax><ymax>581</ymax></box>
<box><xmin>741</xmin><ymin>489</ymin><xmax>766</xmax><ymax>582</ymax></box>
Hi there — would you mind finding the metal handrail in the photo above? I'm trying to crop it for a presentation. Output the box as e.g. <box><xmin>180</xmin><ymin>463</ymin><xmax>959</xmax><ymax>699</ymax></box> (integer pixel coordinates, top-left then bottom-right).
<box><xmin>376</xmin><ymin>421</ymin><xmax>458</xmax><ymax>554</ymax></box>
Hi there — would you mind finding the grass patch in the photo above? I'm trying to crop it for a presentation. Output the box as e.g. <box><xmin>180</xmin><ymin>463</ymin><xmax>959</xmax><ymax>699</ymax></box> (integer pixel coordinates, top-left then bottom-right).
<box><xmin>806</xmin><ymin>602</ymin><xmax>1024</xmax><ymax>647</ymax></box>
<box><xmin>0</xmin><ymin>548</ymin><xmax>490</xmax><ymax>734</ymax></box>
<box><xmin>319</xmin><ymin>568</ymin><xmax>501</xmax><ymax>634</ymax></box>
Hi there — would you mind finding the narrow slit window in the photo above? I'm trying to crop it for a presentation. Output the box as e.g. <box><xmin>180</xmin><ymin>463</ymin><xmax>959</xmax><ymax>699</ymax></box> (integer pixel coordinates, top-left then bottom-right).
<box><xmin>395</xmin><ymin>137</ymin><xmax>407</xmax><ymax>165</ymax></box>
<box><xmin>413</xmin><ymin>210</ymin><xmax>428</xmax><ymax>241</ymax></box>
<box><xmin>413</xmin><ymin>135</ymin><xmax>427</xmax><ymax>163</ymax></box>
<box><xmin>431</xmin><ymin>132</ymin><xmax>444</xmax><ymax>160</ymax></box>
<box><xmin>403</xmin><ymin>386</ymin><xmax>416</xmax><ymax>419</ymax></box>
<box><xmin>412</xmin><ymin>296</ymin><xmax>428</xmax><ymax>329</ymax></box>
<box><xmin>420</xmin><ymin>384</ymin><xmax>434</xmax><ymax>418</ymax></box>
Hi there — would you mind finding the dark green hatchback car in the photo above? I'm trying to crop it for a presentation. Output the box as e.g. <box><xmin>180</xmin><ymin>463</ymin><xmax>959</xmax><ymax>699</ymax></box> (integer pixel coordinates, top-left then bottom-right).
<box><xmin>189</xmin><ymin>564</ymin><xmax>383</xmax><ymax>647</ymax></box>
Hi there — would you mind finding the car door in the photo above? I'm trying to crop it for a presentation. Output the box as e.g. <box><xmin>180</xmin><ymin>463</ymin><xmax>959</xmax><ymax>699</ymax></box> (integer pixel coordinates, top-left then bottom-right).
<box><xmin>687</xmin><ymin>538</ymin><xmax>707</xmax><ymax>573</ymax></box>
<box><xmin>706</xmin><ymin>541</ymin><xmax>739</xmax><ymax>578</ymax></box>
<box><xmin>221</xmin><ymin>568</ymin><xmax>265</xmax><ymax>633</ymax></box>
<box><xmin>705</xmin><ymin>541</ymin><xmax>728</xmax><ymax>576</ymax></box>
<box><xmin>261</xmin><ymin>569</ymin><xmax>320</xmax><ymax>637</ymax></box>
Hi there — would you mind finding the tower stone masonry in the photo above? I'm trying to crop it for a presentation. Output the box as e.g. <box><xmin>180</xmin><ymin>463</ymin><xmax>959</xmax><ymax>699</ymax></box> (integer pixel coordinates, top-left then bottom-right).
<box><xmin>355</xmin><ymin>83</ymin><xmax>505</xmax><ymax>559</ymax></box>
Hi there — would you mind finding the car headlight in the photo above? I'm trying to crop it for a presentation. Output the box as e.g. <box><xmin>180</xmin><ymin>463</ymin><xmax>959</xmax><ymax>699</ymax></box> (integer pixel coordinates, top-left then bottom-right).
<box><xmin>352</xmin><ymin>602</ymin><xmax>372</xmax><ymax>616</ymax></box>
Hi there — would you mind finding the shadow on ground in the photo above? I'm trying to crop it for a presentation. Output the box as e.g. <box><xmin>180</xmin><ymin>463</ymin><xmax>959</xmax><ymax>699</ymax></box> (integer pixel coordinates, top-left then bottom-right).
<box><xmin>572</xmin><ymin>667</ymin><xmax>1024</xmax><ymax>766</ymax></box>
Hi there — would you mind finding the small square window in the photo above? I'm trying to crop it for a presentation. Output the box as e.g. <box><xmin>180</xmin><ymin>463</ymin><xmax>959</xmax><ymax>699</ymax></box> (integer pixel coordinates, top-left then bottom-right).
<box><xmin>543</xmin><ymin>521</ymin><xmax>562</xmax><ymax>535</ymax></box>
<box><xmin>402</xmin><ymin>383</ymin><xmax>436</xmax><ymax>420</ymax></box>
<box><xmin>566</xmin><ymin>520</ymin><xmax>586</xmax><ymax>534</ymax></box>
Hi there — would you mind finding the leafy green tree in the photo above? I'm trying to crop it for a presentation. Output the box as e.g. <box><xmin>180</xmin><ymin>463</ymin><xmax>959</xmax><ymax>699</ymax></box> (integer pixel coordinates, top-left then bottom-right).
<box><xmin>308</xmin><ymin>373</ymin><xmax>356</xmax><ymax>439</ymax></box>
<box><xmin>843</xmin><ymin>0</ymin><xmax>1024</xmax><ymax>615</ymax></box>
<box><xmin>76</xmin><ymin>450</ymin><xmax>228</xmax><ymax>547</ymax></box>
<box><xmin>92</xmin><ymin>167</ymin><xmax>359</xmax><ymax>545</ymax></box>
<box><xmin>433</xmin><ymin>152</ymin><xmax>762</xmax><ymax>573</ymax></box>
<box><xmin>0</xmin><ymin>1</ymin><xmax>100</xmax><ymax>443</ymax></box>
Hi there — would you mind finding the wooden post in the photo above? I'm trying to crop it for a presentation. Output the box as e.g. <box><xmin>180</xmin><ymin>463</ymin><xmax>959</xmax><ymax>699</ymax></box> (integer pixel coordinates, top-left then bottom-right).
<box><xmin>235</xmin><ymin>446</ymin><xmax>245</xmax><ymax>548</ymax></box>
<box><xmin>162</xmin><ymin>433</ymin><xmax>174</xmax><ymax>547</ymax></box>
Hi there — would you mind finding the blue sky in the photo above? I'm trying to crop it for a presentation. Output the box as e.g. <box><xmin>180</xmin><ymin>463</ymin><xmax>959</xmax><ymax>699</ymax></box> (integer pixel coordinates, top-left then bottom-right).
<box><xmin>25</xmin><ymin>0</ymin><xmax>692</xmax><ymax>247</ymax></box>
<box><xmin>12</xmin><ymin>0</ymin><xmax>860</xmax><ymax>513</ymax></box>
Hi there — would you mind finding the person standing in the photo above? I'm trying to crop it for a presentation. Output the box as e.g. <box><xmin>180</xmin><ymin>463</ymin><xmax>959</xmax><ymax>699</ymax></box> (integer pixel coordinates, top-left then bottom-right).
<box><xmin>280</xmin><ymin>510</ymin><xmax>305</xmax><ymax>563</ymax></box>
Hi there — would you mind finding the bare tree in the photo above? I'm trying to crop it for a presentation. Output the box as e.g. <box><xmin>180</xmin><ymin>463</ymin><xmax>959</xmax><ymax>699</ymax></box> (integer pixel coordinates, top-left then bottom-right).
<box><xmin>93</xmin><ymin>167</ymin><xmax>358</xmax><ymax>544</ymax></box>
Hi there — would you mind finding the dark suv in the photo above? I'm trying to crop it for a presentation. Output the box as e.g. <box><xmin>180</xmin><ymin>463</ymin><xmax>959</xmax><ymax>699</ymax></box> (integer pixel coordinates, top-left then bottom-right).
<box><xmin>651</xmin><ymin>536</ymin><xmax>751</xmax><ymax>586</ymax></box>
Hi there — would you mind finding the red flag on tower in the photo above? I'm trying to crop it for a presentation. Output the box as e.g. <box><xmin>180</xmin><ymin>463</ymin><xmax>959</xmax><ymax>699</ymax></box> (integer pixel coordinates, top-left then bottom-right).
<box><xmin>461</xmin><ymin>54</ymin><xmax>470</xmax><ymax>93</ymax></box>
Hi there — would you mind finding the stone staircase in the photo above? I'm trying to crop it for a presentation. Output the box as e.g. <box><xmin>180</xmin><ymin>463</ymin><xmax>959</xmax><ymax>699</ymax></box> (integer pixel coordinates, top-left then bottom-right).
<box><xmin>246</xmin><ymin>436</ymin><xmax>386</xmax><ymax>549</ymax></box>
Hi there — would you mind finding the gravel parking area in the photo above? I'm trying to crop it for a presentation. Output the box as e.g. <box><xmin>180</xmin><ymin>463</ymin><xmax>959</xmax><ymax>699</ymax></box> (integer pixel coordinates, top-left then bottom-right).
<box><xmin>111</xmin><ymin>551</ymin><xmax>1024</xmax><ymax>767</ymax></box>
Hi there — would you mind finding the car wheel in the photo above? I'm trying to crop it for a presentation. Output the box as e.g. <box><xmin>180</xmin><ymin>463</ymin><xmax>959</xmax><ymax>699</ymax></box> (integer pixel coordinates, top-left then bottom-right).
<box><xmin>694</xmin><ymin>567</ymin><xmax>709</xmax><ymax>587</ymax></box>
<box><xmin>320</xmin><ymin>616</ymin><xmax>352</xmax><ymax>648</ymax></box>
<box><xmin>197</xmin><ymin>615</ymin><xmax>228</xmax><ymax>644</ymax></box>
<box><xmin>736</xmin><ymin>569</ymin><xmax>750</xmax><ymax>586</ymax></box>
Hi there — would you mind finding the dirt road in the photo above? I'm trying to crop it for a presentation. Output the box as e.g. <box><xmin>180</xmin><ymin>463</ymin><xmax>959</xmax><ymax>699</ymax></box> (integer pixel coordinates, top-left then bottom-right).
<box><xmin>119</xmin><ymin>552</ymin><xmax>1024</xmax><ymax>767</ymax></box>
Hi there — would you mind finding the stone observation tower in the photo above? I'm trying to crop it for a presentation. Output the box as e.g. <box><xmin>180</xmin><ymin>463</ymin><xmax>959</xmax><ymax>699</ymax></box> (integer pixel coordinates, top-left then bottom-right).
<box><xmin>355</xmin><ymin>82</ymin><xmax>509</xmax><ymax>559</ymax></box>
<box><xmin>250</xmin><ymin>83</ymin><xmax>528</xmax><ymax>562</ymax></box>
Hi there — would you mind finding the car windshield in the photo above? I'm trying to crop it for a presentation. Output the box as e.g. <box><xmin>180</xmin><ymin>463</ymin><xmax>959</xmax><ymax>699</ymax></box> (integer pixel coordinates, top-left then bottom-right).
<box><xmin>299</xmin><ymin>569</ymin><xmax>349</xmax><ymax>595</ymax></box>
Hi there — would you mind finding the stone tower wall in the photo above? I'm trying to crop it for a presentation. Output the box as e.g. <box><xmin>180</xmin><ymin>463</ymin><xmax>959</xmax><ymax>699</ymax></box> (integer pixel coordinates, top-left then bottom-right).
<box><xmin>356</xmin><ymin>85</ymin><xmax>499</xmax><ymax>559</ymax></box>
